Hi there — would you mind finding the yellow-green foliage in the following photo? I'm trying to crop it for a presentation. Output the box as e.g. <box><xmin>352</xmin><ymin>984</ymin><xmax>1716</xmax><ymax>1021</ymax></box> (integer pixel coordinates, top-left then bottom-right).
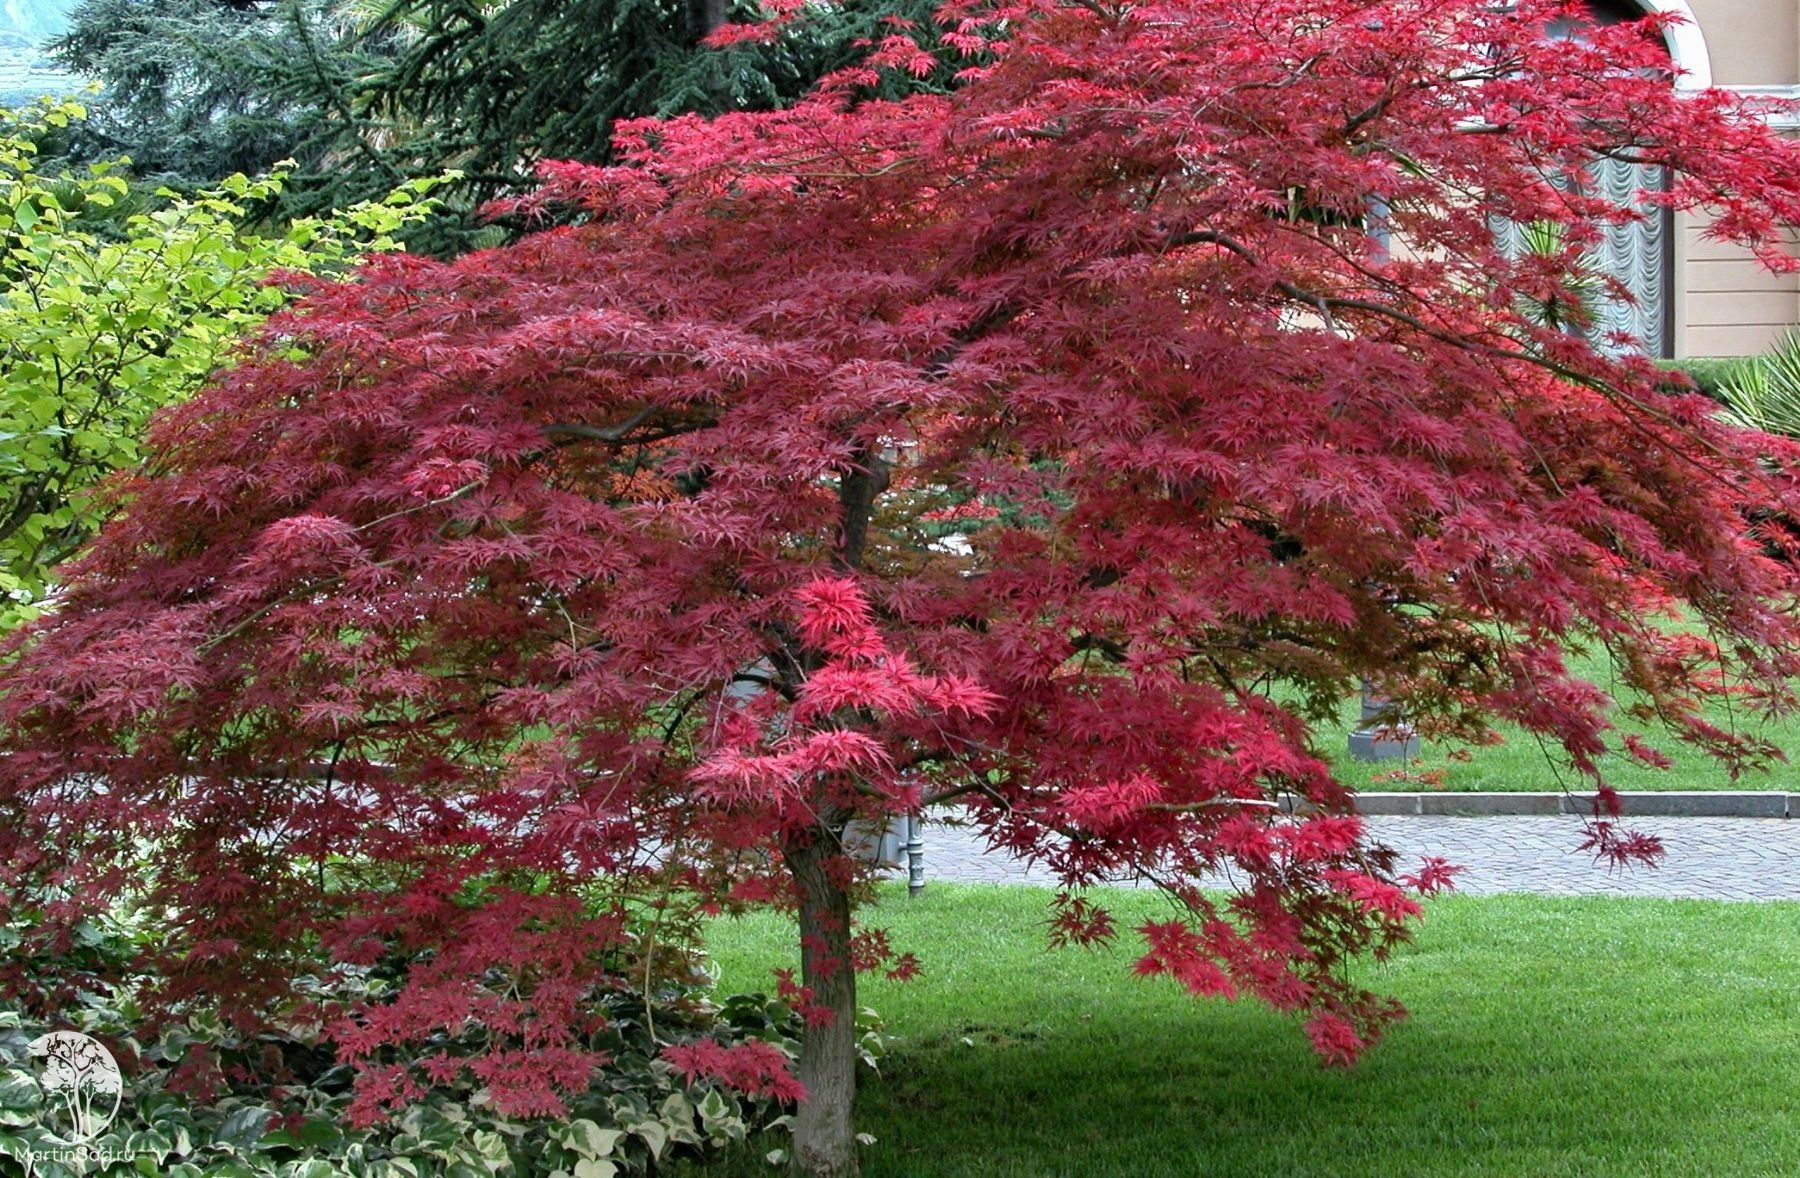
<box><xmin>0</xmin><ymin>98</ymin><xmax>449</xmax><ymax>629</ymax></box>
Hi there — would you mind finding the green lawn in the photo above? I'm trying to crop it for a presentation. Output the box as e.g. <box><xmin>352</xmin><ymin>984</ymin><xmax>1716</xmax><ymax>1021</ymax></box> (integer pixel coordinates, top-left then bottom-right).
<box><xmin>1321</xmin><ymin>636</ymin><xmax>1800</xmax><ymax>793</ymax></box>
<box><xmin>679</xmin><ymin>884</ymin><xmax>1800</xmax><ymax>1177</ymax></box>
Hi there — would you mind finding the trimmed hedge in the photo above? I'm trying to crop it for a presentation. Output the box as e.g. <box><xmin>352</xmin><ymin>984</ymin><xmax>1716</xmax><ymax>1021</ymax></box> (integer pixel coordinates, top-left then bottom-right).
<box><xmin>1659</xmin><ymin>356</ymin><xmax>1760</xmax><ymax>403</ymax></box>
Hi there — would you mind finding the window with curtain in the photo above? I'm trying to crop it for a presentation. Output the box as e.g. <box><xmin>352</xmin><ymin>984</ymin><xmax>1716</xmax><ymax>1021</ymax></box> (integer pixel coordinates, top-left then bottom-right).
<box><xmin>1499</xmin><ymin>0</ymin><xmax>1675</xmax><ymax>357</ymax></box>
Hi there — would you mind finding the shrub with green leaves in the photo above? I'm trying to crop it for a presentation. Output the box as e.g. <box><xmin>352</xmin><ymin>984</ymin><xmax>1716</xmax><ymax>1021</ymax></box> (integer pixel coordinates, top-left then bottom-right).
<box><xmin>1659</xmin><ymin>355</ymin><xmax>1760</xmax><ymax>404</ymax></box>
<box><xmin>0</xmin><ymin>899</ymin><xmax>846</xmax><ymax>1178</ymax></box>
<box><xmin>0</xmin><ymin>99</ymin><xmax>448</xmax><ymax>630</ymax></box>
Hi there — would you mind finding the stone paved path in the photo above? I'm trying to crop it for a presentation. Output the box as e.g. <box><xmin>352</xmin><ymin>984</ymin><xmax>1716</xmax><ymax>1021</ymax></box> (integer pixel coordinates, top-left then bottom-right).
<box><xmin>903</xmin><ymin>815</ymin><xmax>1800</xmax><ymax>901</ymax></box>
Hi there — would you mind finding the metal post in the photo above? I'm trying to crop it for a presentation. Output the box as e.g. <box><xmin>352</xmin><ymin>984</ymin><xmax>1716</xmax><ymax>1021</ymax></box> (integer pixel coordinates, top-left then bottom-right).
<box><xmin>906</xmin><ymin>812</ymin><xmax>926</xmax><ymax>896</ymax></box>
<box><xmin>1348</xmin><ymin>679</ymin><xmax>1420</xmax><ymax>762</ymax></box>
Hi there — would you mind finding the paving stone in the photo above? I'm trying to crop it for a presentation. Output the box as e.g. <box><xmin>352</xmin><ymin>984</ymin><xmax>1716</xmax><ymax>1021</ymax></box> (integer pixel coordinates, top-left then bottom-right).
<box><xmin>897</xmin><ymin>815</ymin><xmax>1800</xmax><ymax>901</ymax></box>
<box><xmin>1344</xmin><ymin>791</ymin><xmax>1790</xmax><ymax>818</ymax></box>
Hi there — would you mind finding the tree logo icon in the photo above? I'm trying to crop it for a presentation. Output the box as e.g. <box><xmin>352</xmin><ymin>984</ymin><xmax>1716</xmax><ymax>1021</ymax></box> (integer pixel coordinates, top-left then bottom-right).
<box><xmin>25</xmin><ymin>1032</ymin><xmax>122</xmax><ymax>1144</ymax></box>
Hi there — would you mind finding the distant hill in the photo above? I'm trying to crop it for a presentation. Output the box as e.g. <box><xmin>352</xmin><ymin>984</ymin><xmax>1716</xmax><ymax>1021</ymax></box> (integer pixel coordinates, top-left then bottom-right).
<box><xmin>0</xmin><ymin>0</ymin><xmax>77</xmax><ymax>106</ymax></box>
<box><xmin>0</xmin><ymin>0</ymin><xmax>69</xmax><ymax>48</ymax></box>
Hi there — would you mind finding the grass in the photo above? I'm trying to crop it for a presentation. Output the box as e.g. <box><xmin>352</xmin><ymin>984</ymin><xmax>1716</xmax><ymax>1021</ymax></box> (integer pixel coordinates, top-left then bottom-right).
<box><xmin>1318</xmin><ymin>634</ymin><xmax>1800</xmax><ymax>793</ymax></box>
<box><xmin>676</xmin><ymin>883</ymin><xmax>1800</xmax><ymax>1177</ymax></box>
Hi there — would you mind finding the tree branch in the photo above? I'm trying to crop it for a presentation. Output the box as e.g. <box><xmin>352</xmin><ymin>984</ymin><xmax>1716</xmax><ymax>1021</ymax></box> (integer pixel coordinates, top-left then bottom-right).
<box><xmin>542</xmin><ymin>404</ymin><xmax>660</xmax><ymax>442</ymax></box>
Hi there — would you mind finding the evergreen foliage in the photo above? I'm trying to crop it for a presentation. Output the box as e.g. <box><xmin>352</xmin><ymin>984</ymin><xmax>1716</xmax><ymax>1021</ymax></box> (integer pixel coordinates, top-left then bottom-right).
<box><xmin>359</xmin><ymin>0</ymin><xmax>956</xmax><ymax>198</ymax></box>
<box><xmin>48</xmin><ymin>0</ymin><xmax>375</xmax><ymax>191</ymax></box>
<box><xmin>49</xmin><ymin>0</ymin><xmax>957</xmax><ymax>249</ymax></box>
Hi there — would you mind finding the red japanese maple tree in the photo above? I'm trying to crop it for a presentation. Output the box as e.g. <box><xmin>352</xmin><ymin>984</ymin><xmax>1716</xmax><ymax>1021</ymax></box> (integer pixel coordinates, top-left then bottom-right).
<box><xmin>7</xmin><ymin>1</ymin><xmax>1800</xmax><ymax>1173</ymax></box>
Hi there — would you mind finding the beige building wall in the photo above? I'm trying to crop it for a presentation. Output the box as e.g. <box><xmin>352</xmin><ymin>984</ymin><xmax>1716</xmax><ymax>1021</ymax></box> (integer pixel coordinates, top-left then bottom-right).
<box><xmin>1670</xmin><ymin>0</ymin><xmax>1800</xmax><ymax>357</ymax></box>
<box><xmin>1685</xmin><ymin>0</ymin><xmax>1795</xmax><ymax>86</ymax></box>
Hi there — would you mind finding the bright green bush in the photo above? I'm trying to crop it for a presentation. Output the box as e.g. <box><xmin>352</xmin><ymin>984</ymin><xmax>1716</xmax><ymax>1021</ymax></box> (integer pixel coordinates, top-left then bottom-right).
<box><xmin>0</xmin><ymin>98</ymin><xmax>447</xmax><ymax>630</ymax></box>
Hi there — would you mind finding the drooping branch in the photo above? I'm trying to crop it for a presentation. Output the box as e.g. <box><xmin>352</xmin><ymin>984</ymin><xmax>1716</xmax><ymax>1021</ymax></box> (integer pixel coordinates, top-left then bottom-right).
<box><xmin>1162</xmin><ymin>223</ymin><xmax>1788</xmax><ymax>503</ymax></box>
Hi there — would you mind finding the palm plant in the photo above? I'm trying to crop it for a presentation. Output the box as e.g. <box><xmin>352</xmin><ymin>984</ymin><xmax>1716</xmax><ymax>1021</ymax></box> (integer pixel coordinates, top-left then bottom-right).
<box><xmin>1716</xmin><ymin>331</ymin><xmax>1800</xmax><ymax>439</ymax></box>
<box><xmin>1510</xmin><ymin>218</ymin><xmax>1609</xmax><ymax>337</ymax></box>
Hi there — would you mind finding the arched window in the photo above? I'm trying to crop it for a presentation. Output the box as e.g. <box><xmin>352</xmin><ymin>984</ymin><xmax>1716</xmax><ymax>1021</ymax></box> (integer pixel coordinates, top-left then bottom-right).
<box><xmin>1586</xmin><ymin>1</ymin><xmax>1677</xmax><ymax>357</ymax></box>
<box><xmin>1559</xmin><ymin>0</ymin><xmax>1644</xmax><ymax>30</ymax></box>
<box><xmin>1555</xmin><ymin>0</ymin><xmax>1676</xmax><ymax>357</ymax></box>
<box><xmin>1586</xmin><ymin>154</ymin><xmax>1674</xmax><ymax>358</ymax></box>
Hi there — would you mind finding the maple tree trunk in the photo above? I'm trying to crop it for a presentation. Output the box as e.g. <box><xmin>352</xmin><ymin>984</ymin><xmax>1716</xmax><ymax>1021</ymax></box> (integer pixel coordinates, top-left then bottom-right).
<box><xmin>834</xmin><ymin>448</ymin><xmax>889</xmax><ymax>573</ymax></box>
<box><xmin>782</xmin><ymin>825</ymin><xmax>860</xmax><ymax>1178</ymax></box>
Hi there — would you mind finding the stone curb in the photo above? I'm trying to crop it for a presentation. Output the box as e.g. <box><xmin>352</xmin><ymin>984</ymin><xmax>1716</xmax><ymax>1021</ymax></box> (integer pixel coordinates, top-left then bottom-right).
<box><xmin>1279</xmin><ymin>791</ymin><xmax>1797</xmax><ymax>818</ymax></box>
